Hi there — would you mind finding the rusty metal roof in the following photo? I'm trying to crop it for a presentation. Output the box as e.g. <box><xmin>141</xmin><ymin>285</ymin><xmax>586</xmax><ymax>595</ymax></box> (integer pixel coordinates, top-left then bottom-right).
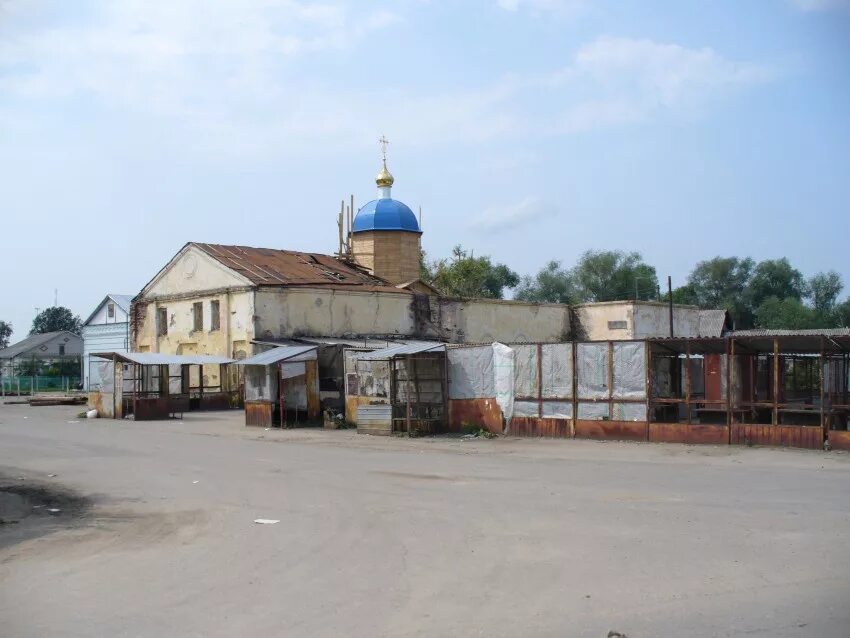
<box><xmin>192</xmin><ymin>243</ymin><xmax>411</xmax><ymax>293</ymax></box>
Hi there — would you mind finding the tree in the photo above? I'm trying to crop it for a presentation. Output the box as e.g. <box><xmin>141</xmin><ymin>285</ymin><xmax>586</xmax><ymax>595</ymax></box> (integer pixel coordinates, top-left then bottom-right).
<box><xmin>514</xmin><ymin>260</ymin><xmax>577</xmax><ymax>304</ymax></box>
<box><xmin>754</xmin><ymin>297</ymin><xmax>819</xmax><ymax>330</ymax></box>
<box><xmin>833</xmin><ymin>298</ymin><xmax>850</xmax><ymax>328</ymax></box>
<box><xmin>684</xmin><ymin>256</ymin><xmax>755</xmax><ymax>326</ymax></box>
<box><xmin>747</xmin><ymin>258</ymin><xmax>807</xmax><ymax>307</ymax></box>
<box><xmin>0</xmin><ymin>321</ymin><xmax>11</xmax><ymax>349</ymax></box>
<box><xmin>428</xmin><ymin>245</ymin><xmax>519</xmax><ymax>299</ymax></box>
<box><xmin>572</xmin><ymin>250</ymin><xmax>658</xmax><ymax>302</ymax></box>
<box><xmin>30</xmin><ymin>306</ymin><xmax>82</xmax><ymax>335</ymax></box>
<box><xmin>807</xmin><ymin>271</ymin><xmax>843</xmax><ymax>316</ymax></box>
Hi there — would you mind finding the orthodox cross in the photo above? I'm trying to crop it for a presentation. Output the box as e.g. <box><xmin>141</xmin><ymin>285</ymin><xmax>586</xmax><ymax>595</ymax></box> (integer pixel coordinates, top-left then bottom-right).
<box><xmin>379</xmin><ymin>135</ymin><xmax>389</xmax><ymax>162</ymax></box>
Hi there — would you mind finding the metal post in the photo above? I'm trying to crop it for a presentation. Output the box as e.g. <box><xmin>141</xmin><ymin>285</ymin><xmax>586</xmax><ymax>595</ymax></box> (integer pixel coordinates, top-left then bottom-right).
<box><xmin>405</xmin><ymin>355</ymin><xmax>412</xmax><ymax>436</ymax></box>
<box><xmin>667</xmin><ymin>276</ymin><xmax>674</xmax><ymax>338</ymax></box>
<box><xmin>820</xmin><ymin>337</ymin><xmax>826</xmax><ymax>444</ymax></box>
<box><xmin>726</xmin><ymin>339</ymin><xmax>733</xmax><ymax>444</ymax></box>
<box><xmin>773</xmin><ymin>338</ymin><xmax>779</xmax><ymax>426</ymax></box>
<box><xmin>608</xmin><ymin>341</ymin><xmax>614</xmax><ymax>422</ymax></box>
<box><xmin>685</xmin><ymin>342</ymin><xmax>692</xmax><ymax>425</ymax></box>
<box><xmin>646</xmin><ymin>342</ymin><xmax>653</xmax><ymax>439</ymax></box>
<box><xmin>571</xmin><ymin>342</ymin><xmax>578</xmax><ymax>438</ymax></box>
<box><xmin>537</xmin><ymin>343</ymin><xmax>543</xmax><ymax>419</ymax></box>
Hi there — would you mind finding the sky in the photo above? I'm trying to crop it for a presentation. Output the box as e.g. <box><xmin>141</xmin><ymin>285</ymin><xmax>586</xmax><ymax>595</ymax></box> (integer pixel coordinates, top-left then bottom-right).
<box><xmin>1</xmin><ymin>0</ymin><xmax>849</xmax><ymax>340</ymax></box>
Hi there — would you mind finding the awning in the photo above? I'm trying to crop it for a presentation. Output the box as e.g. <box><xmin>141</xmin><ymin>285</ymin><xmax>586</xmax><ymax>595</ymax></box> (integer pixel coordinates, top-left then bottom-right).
<box><xmin>235</xmin><ymin>345</ymin><xmax>318</xmax><ymax>366</ymax></box>
<box><xmin>356</xmin><ymin>342</ymin><xmax>445</xmax><ymax>361</ymax></box>
<box><xmin>90</xmin><ymin>352</ymin><xmax>235</xmax><ymax>365</ymax></box>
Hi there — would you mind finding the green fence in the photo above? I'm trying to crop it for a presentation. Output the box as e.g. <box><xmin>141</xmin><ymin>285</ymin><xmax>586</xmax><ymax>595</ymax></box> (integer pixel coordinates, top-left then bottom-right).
<box><xmin>1</xmin><ymin>376</ymin><xmax>82</xmax><ymax>395</ymax></box>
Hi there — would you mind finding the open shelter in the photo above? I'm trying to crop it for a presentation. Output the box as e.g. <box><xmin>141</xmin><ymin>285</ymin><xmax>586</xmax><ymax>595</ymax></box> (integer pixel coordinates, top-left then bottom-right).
<box><xmin>236</xmin><ymin>345</ymin><xmax>320</xmax><ymax>428</ymax></box>
<box><xmin>88</xmin><ymin>352</ymin><xmax>236</xmax><ymax>420</ymax></box>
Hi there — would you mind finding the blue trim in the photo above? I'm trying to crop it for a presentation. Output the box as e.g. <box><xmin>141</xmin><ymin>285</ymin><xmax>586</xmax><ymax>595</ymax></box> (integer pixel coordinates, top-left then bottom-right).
<box><xmin>353</xmin><ymin>198</ymin><xmax>421</xmax><ymax>233</ymax></box>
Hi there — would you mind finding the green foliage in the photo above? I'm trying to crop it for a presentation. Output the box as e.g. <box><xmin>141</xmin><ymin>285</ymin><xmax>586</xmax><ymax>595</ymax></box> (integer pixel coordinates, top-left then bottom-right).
<box><xmin>754</xmin><ymin>297</ymin><xmax>820</xmax><ymax>330</ymax></box>
<box><xmin>0</xmin><ymin>320</ymin><xmax>11</xmax><ymax>349</ymax></box>
<box><xmin>747</xmin><ymin>258</ymin><xmax>807</xmax><ymax>307</ymax></box>
<box><xmin>682</xmin><ymin>256</ymin><xmax>755</xmax><ymax>326</ymax></box>
<box><xmin>424</xmin><ymin>243</ymin><xmax>849</xmax><ymax>331</ymax></box>
<box><xmin>808</xmin><ymin>271</ymin><xmax>843</xmax><ymax>314</ymax></box>
<box><xmin>30</xmin><ymin>306</ymin><xmax>82</xmax><ymax>336</ymax></box>
<box><xmin>461</xmin><ymin>421</ymin><xmax>497</xmax><ymax>438</ymax></box>
<box><xmin>515</xmin><ymin>260</ymin><xmax>577</xmax><ymax>304</ymax></box>
<box><xmin>516</xmin><ymin>251</ymin><xmax>657</xmax><ymax>304</ymax></box>
<box><xmin>572</xmin><ymin>250</ymin><xmax>658</xmax><ymax>302</ymax></box>
<box><xmin>427</xmin><ymin>245</ymin><xmax>519</xmax><ymax>299</ymax></box>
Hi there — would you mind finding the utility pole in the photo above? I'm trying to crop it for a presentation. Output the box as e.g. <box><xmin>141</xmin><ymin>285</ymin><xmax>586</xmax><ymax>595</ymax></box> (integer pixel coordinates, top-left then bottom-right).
<box><xmin>667</xmin><ymin>276</ymin><xmax>674</xmax><ymax>338</ymax></box>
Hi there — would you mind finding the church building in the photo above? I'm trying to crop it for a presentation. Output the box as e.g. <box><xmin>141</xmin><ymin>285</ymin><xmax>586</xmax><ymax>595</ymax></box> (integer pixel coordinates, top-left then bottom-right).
<box><xmin>130</xmin><ymin>146</ymin><xmax>575</xmax><ymax>364</ymax></box>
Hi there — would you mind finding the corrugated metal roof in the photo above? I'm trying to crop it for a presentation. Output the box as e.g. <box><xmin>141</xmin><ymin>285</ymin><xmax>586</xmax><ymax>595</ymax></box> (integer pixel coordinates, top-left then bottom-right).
<box><xmin>697</xmin><ymin>309</ymin><xmax>730</xmax><ymax>337</ymax></box>
<box><xmin>235</xmin><ymin>345</ymin><xmax>318</xmax><ymax>366</ymax></box>
<box><xmin>192</xmin><ymin>243</ymin><xmax>410</xmax><ymax>293</ymax></box>
<box><xmin>90</xmin><ymin>352</ymin><xmax>235</xmax><ymax>365</ymax></box>
<box><xmin>729</xmin><ymin>328</ymin><xmax>850</xmax><ymax>337</ymax></box>
<box><xmin>0</xmin><ymin>331</ymin><xmax>81</xmax><ymax>359</ymax></box>
<box><xmin>356</xmin><ymin>342</ymin><xmax>445</xmax><ymax>360</ymax></box>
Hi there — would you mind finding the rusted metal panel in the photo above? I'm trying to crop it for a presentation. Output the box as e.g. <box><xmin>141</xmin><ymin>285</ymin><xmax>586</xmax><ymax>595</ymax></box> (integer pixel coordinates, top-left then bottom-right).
<box><xmin>648</xmin><ymin>423</ymin><xmax>729</xmax><ymax>445</ymax></box>
<box><xmin>199</xmin><ymin>393</ymin><xmax>232</xmax><ymax>411</ymax></box>
<box><xmin>828</xmin><ymin>431</ymin><xmax>850</xmax><ymax>451</ymax></box>
<box><xmin>245</xmin><ymin>401</ymin><xmax>273</xmax><ymax>427</ymax></box>
<box><xmin>704</xmin><ymin>354</ymin><xmax>723</xmax><ymax>402</ymax></box>
<box><xmin>194</xmin><ymin>243</ymin><xmax>407</xmax><ymax>293</ymax></box>
<box><xmin>448</xmin><ymin>398</ymin><xmax>503</xmax><ymax>434</ymax></box>
<box><xmin>731</xmin><ymin>424</ymin><xmax>823</xmax><ymax>450</ymax></box>
<box><xmin>510</xmin><ymin>417</ymin><xmax>570</xmax><ymax>438</ymax></box>
<box><xmin>305</xmin><ymin>359</ymin><xmax>321</xmax><ymax>420</ymax></box>
<box><xmin>134</xmin><ymin>397</ymin><xmax>171</xmax><ymax>421</ymax></box>
<box><xmin>574</xmin><ymin>419</ymin><xmax>647</xmax><ymax>442</ymax></box>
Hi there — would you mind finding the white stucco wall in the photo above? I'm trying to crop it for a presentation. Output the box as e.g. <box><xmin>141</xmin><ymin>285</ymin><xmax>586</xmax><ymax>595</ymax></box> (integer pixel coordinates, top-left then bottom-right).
<box><xmin>576</xmin><ymin>301</ymin><xmax>702</xmax><ymax>341</ymax></box>
<box><xmin>435</xmin><ymin>299</ymin><xmax>571</xmax><ymax>343</ymax></box>
<box><xmin>254</xmin><ymin>288</ymin><xmax>417</xmax><ymax>339</ymax></box>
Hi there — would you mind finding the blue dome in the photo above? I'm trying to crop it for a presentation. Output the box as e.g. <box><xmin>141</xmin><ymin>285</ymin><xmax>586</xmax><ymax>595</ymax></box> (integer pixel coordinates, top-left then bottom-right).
<box><xmin>353</xmin><ymin>198</ymin><xmax>421</xmax><ymax>233</ymax></box>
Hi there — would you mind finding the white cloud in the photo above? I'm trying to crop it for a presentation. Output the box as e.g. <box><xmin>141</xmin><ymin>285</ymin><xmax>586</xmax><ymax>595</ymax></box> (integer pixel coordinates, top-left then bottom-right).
<box><xmin>496</xmin><ymin>0</ymin><xmax>587</xmax><ymax>15</ymax></box>
<box><xmin>789</xmin><ymin>0</ymin><xmax>850</xmax><ymax>11</ymax></box>
<box><xmin>468</xmin><ymin>196</ymin><xmax>554</xmax><ymax>233</ymax></box>
<box><xmin>548</xmin><ymin>36</ymin><xmax>772</xmax><ymax>133</ymax></box>
<box><xmin>0</xmin><ymin>2</ymin><xmax>771</xmax><ymax>156</ymax></box>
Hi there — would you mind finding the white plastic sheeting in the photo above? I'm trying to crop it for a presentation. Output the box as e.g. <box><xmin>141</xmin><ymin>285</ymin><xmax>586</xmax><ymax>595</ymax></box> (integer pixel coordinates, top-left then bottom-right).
<box><xmin>245</xmin><ymin>366</ymin><xmax>274</xmax><ymax>401</ymax></box>
<box><xmin>448</xmin><ymin>346</ymin><xmax>495</xmax><ymax>399</ymax></box>
<box><xmin>577</xmin><ymin>343</ymin><xmax>609</xmax><ymax>399</ymax></box>
<box><xmin>612</xmin><ymin>342</ymin><xmax>646</xmax><ymax>399</ymax></box>
<box><xmin>612</xmin><ymin>402</ymin><xmax>645</xmax><ymax>421</ymax></box>
<box><xmin>578</xmin><ymin>402</ymin><xmax>609</xmax><ymax>420</ymax></box>
<box><xmin>448</xmin><ymin>343</ymin><xmax>514</xmax><ymax>422</ymax></box>
<box><xmin>513</xmin><ymin>345</ymin><xmax>538</xmax><ymax>398</ymax></box>
<box><xmin>493</xmin><ymin>343</ymin><xmax>515</xmax><ymax>422</ymax></box>
<box><xmin>542</xmin><ymin>401</ymin><xmax>573</xmax><ymax>419</ymax></box>
<box><xmin>513</xmin><ymin>400</ymin><xmax>539</xmax><ymax>417</ymax></box>
<box><xmin>541</xmin><ymin>343</ymin><xmax>573</xmax><ymax>399</ymax></box>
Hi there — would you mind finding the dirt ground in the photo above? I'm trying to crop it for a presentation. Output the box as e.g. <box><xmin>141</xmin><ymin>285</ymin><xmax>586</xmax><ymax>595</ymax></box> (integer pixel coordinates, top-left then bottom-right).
<box><xmin>1</xmin><ymin>404</ymin><xmax>849</xmax><ymax>638</ymax></box>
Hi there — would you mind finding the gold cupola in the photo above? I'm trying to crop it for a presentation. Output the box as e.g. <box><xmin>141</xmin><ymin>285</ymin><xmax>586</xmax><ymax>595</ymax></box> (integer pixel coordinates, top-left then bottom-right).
<box><xmin>375</xmin><ymin>159</ymin><xmax>394</xmax><ymax>189</ymax></box>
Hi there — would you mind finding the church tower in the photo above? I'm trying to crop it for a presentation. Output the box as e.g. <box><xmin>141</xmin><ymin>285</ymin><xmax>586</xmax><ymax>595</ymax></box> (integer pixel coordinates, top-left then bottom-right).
<box><xmin>351</xmin><ymin>138</ymin><xmax>422</xmax><ymax>285</ymax></box>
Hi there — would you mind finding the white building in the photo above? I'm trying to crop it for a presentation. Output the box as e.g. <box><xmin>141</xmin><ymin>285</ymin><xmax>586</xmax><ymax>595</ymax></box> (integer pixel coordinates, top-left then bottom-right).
<box><xmin>82</xmin><ymin>294</ymin><xmax>132</xmax><ymax>389</ymax></box>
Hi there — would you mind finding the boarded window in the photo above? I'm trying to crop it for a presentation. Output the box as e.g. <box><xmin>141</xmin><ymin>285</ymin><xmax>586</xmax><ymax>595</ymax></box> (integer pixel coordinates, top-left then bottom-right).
<box><xmin>107</xmin><ymin>303</ymin><xmax>115</xmax><ymax>319</ymax></box>
<box><xmin>193</xmin><ymin>302</ymin><xmax>203</xmax><ymax>332</ymax></box>
<box><xmin>210</xmin><ymin>300</ymin><xmax>220</xmax><ymax>331</ymax></box>
<box><xmin>607</xmin><ymin>320</ymin><xmax>627</xmax><ymax>330</ymax></box>
<box><xmin>157</xmin><ymin>308</ymin><xmax>168</xmax><ymax>336</ymax></box>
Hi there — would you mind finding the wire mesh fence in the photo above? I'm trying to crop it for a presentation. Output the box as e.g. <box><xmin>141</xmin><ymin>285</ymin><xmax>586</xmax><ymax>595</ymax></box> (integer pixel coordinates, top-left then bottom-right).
<box><xmin>0</xmin><ymin>376</ymin><xmax>81</xmax><ymax>395</ymax></box>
